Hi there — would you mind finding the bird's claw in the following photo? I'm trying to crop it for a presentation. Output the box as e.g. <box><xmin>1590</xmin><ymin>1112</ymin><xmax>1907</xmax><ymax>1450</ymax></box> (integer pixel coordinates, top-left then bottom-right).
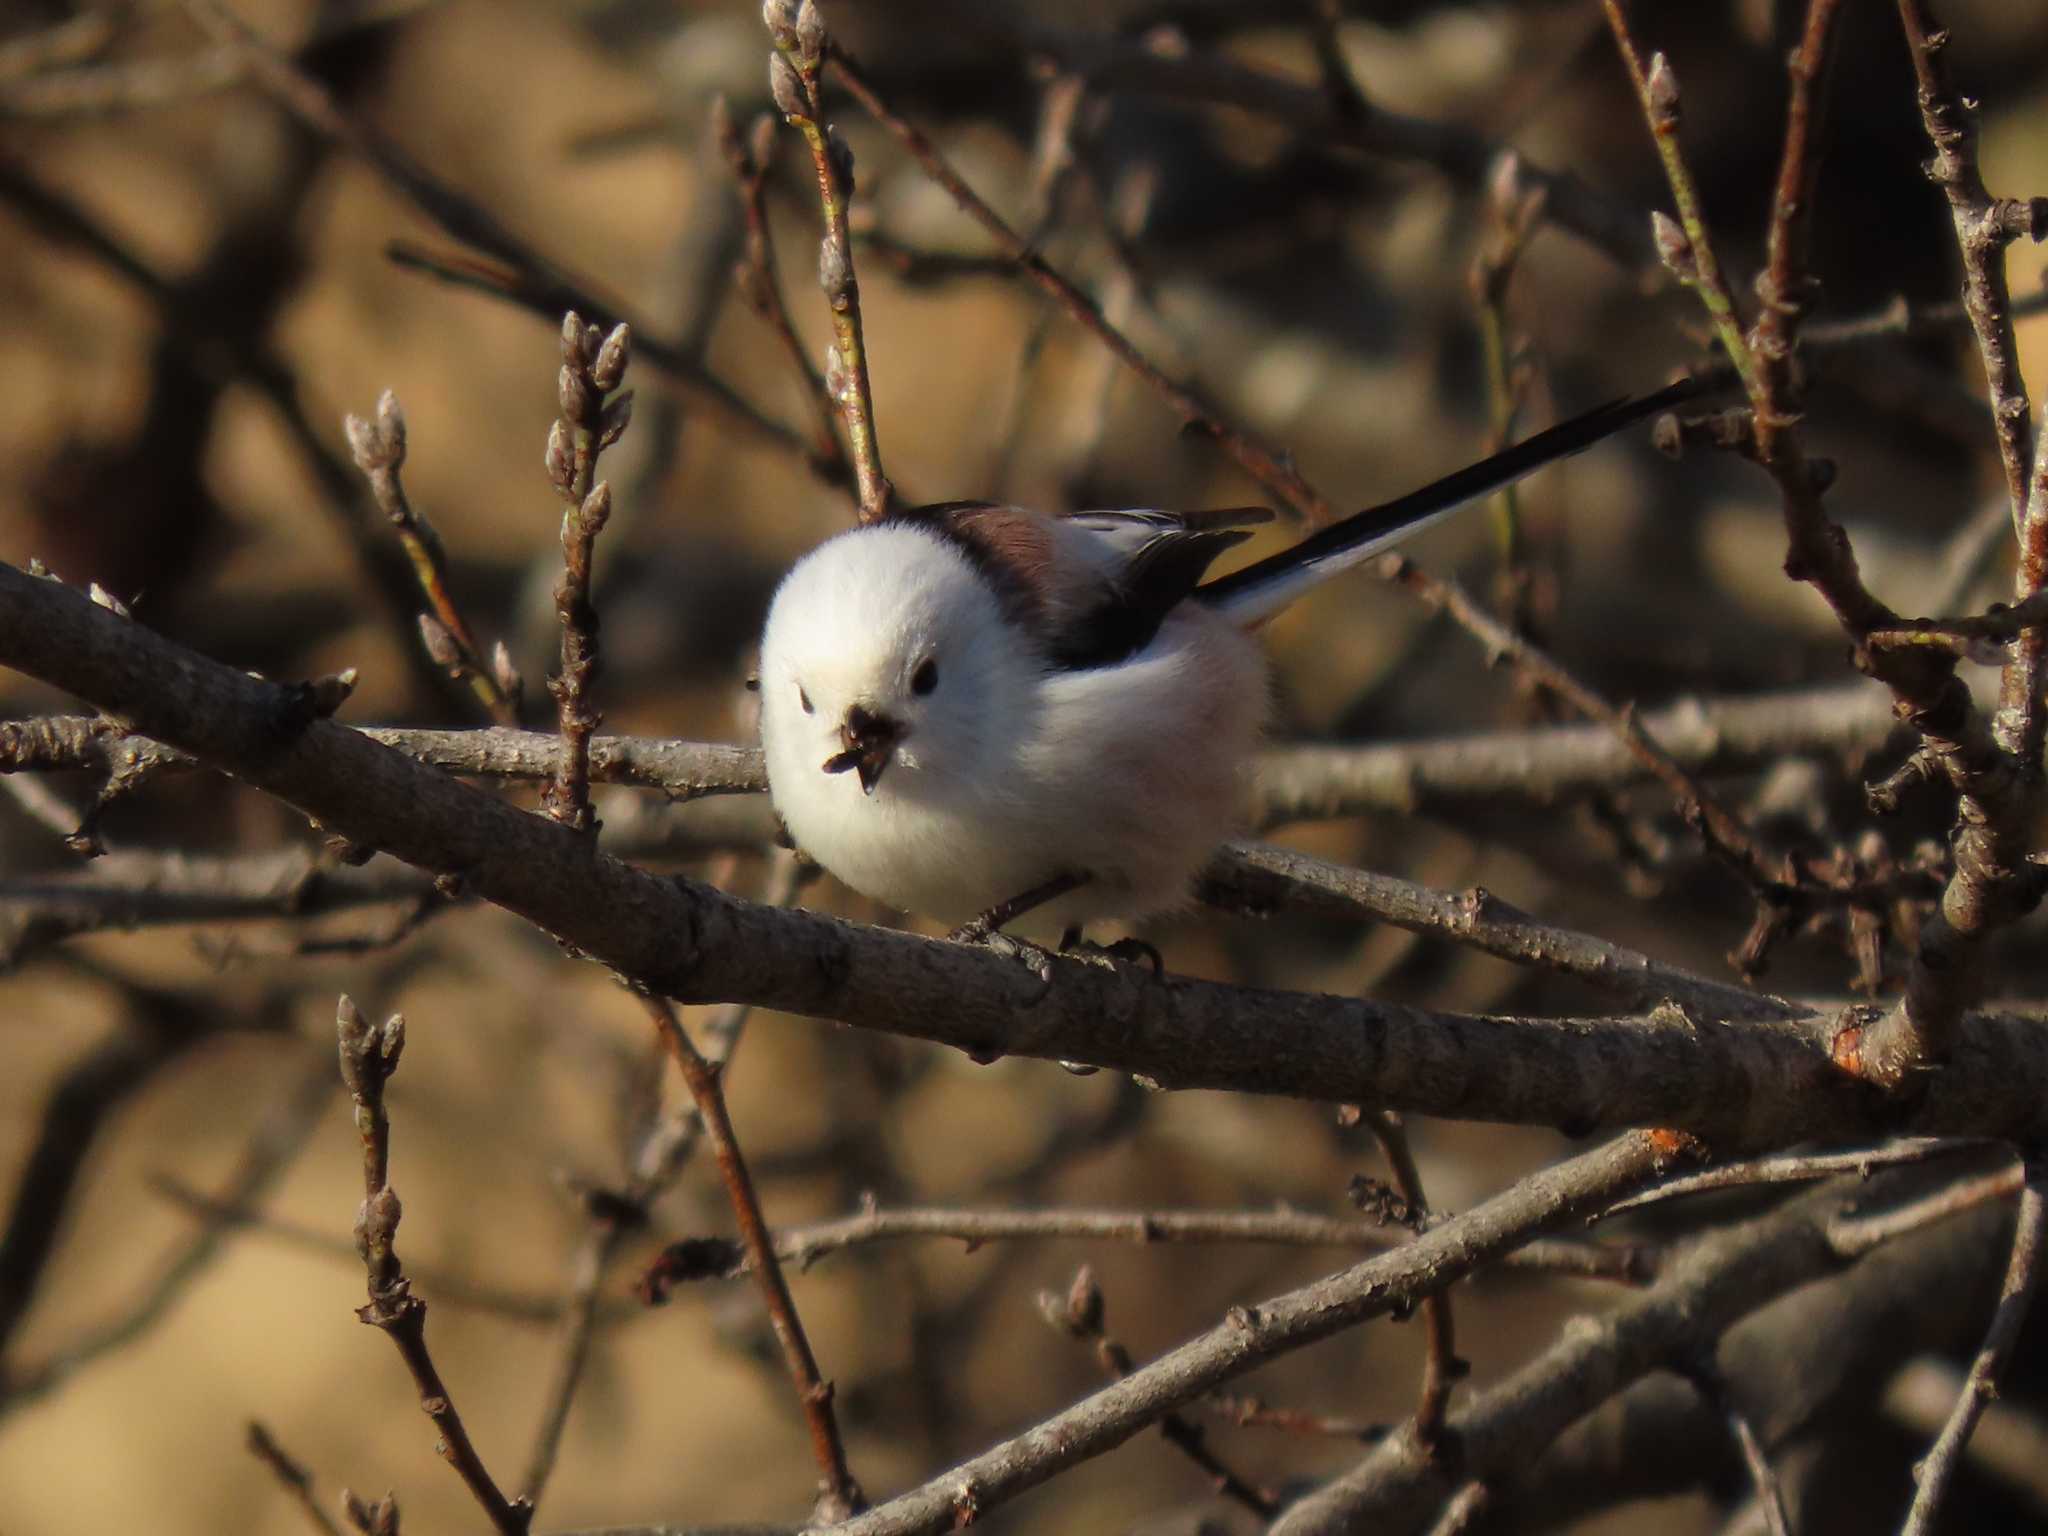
<box><xmin>947</xmin><ymin>914</ymin><xmax>997</xmax><ymax>946</ymax></box>
<box><xmin>950</xmin><ymin>924</ymin><xmax>1057</xmax><ymax>1008</ymax></box>
<box><xmin>1057</xmin><ymin>929</ymin><xmax>1165</xmax><ymax>981</ymax></box>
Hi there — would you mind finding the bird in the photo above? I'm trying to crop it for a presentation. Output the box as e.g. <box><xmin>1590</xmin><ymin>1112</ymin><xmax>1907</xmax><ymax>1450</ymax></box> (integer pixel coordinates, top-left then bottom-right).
<box><xmin>757</xmin><ymin>379</ymin><xmax>1700</xmax><ymax>939</ymax></box>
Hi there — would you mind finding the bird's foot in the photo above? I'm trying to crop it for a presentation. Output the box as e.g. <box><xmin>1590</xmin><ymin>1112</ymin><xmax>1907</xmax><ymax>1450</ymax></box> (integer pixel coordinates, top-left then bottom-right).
<box><xmin>948</xmin><ymin>871</ymin><xmax>1093</xmax><ymax>949</ymax></box>
<box><xmin>948</xmin><ymin>923</ymin><xmax>1057</xmax><ymax>1020</ymax></box>
<box><xmin>1058</xmin><ymin>927</ymin><xmax>1165</xmax><ymax>980</ymax></box>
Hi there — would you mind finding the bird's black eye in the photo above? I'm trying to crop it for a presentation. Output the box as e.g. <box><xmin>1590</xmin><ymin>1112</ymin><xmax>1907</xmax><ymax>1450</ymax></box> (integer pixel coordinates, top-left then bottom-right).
<box><xmin>798</xmin><ymin>685</ymin><xmax>814</xmax><ymax>715</ymax></box>
<box><xmin>911</xmin><ymin>658</ymin><xmax>939</xmax><ymax>696</ymax></box>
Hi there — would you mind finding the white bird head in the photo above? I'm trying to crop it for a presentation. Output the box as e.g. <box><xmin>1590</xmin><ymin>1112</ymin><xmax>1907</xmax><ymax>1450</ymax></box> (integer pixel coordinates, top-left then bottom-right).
<box><xmin>758</xmin><ymin>522</ymin><xmax>1023</xmax><ymax>801</ymax></box>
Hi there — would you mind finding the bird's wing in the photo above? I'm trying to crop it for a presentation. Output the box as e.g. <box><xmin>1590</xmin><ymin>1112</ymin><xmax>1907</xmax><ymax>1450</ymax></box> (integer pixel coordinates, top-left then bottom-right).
<box><xmin>906</xmin><ymin>501</ymin><xmax>1274</xmax><ymax>670</ymax></box>
<box><xmin>1049</xmin><ymin>507</ymin><xmax>1274</xmax><ymax>668</ymax></box>
<box><xmin>1063</xmin><ymin>504</ymin><xmax>1276</xmax><ymax>553</ymax></box>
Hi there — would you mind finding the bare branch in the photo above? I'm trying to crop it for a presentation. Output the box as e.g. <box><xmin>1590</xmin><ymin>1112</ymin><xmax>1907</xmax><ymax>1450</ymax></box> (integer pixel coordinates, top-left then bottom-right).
<box><xmin>766</xmin><ymin>0</ymin><xmax>891</xmax><ymax>524</ymax></box>
<box><xmin>335</xmin><ymin>996</ymin><xmax>532</xmax><ymax>1535</ymax></box>
<box><xmin>817</xmin><ymin>1135</ymin><xmax>1672</xmax><ymax>1536</ymax></box>
<box><xmin>1268</xmin><ymin>1161</ymin><xmax>2014</xmax><ymax>1535</ymax></box>
<box><xmin>15</xmin><ymin>565</ymin><xmax>2048</xmax><ymax>1149</ymax></box>
<box><xmin>642</xmin><ymin>990</ymin><xmax>862</xmax><ymax>1520</ymax></box>
<box><xmin>825</xmin><ymin>40</ymin><xmax>1333</xmax><ymax>525</ymax></box>
<box><xmin>540</xmin><ymin>313</ymin><xmax>630</xmax><ymax>835</ymax></box>
<box><xmin>247</xmin><ymin>1421</ymin><xmax>350</xmax><ymax>1536</ymax></box>
<box><xmin>344</xmin><ymin>390</ymin><xmax>518</xmax><ymax>725</ymax></box>
<box><xmin>1900</xmin><ymin>1152</ymin><xmax>2048</xmax><ymax>1534</ymax></box>
<box><xmin>1887</xmin><ymin>1356</ymin><xmax>2048</xmax><ymax>1516</ymax></box>
<box><xmin>674</xmin><ymin>1201</ymin><xmax>1652</xmax><ymax>1285</ymax></box>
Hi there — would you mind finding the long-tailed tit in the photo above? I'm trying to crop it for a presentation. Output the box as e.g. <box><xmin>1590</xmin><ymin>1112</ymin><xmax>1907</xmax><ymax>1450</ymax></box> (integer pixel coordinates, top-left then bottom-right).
<box><xmin>758</xmin><ymin>380</ymin><xmax>1698</xmax><ymax>933</ymax></box>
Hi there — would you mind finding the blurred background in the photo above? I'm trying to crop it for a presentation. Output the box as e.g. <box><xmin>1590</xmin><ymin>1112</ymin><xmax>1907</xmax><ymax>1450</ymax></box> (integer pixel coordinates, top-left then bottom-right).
<box><xmin>5</xmin><ymin>1</ymin><xmax>2048</xmax><ymax>1532</ymax></box>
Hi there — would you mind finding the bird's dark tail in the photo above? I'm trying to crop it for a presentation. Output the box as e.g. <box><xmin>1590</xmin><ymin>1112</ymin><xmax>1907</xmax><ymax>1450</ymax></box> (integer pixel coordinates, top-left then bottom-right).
<box><xmin>1197</xmin><ymin>376</ymin><xmax>1707</xmax><ymax>625</ymax></box>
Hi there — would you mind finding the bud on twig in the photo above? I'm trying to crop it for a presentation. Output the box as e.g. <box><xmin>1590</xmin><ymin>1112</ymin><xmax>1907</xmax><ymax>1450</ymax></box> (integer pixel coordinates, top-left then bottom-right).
<box><xmin>826</xmin><ymin>125</ymin><xmax>855</xmax><ymax>189</ymax></box>
<box><xmin>1645</xmin><ymin>52</ymin><xmax>1680</xmax><ymax>128</ymax></box>
<box><xmin>818</xmin><ymin>232</ymin><xmax>852</xmax><ymax>299</ymax></box>
<box><xmin>303</xmin><ymin>668</ymin><xmax>358</xmax><ymax>719</ymax></box>
<box><xmin>794</xmin><ymin>0</ymin><xmax>826</xmax><ymax>62</ymax></box>
<box><xmin>579</xmin><ymin>481</ymin><xmax>613</xmax><ymax>538</ymax></box>
<box><xmin>591</xmin><ymin>322</ymin><xmax>631</xmax><ymax>391</ymax></box>
<box><xmin>418</xmin><ymin>612</ymin><xmax>460</xmax><ymax>669</ymax></box>
<box><xmin>762</xmin><ymin>0</ymin><xmax>799</xmax><ymax>44</ymax></box>
<box><xmin>1652</xmin><ymin>210</ymin><xmax>1697</xmax><ymax>281</ymax></box>
<box><xmin>491</xmin><ymin>640</ymin><xmax>523</xmax><ymax>702</ymax></box>
<box><xmin>343</xmin><ymin>390</ymin><xmax>407</xmax><ymax>472</ymax></box>
<box><xmin>1065</xmin><ymin>1265</ymin><xmax>1104</xmax><ymax>1335</ymax></box>
<box><xmin>545</xmin><ymin>418</ymin><xmax>576</xmax><ymax>497</ymax></box>
<box><xmin>770</xmin><ymin>52</ymin><xmax>807</xmax><ymax>120</ymax></box>
<box><xmin>598</xmin><ymin>389</ymin><xmax>635</xmax><ymax>449</ymax></box>
<box><xmin>87</xmin><ymin>582</ymin><xmax>131</xmax><ymax>618</ymax></box>
<box><xmin>559</xmin><ymin>362</ymin><xmax>594</xmax><ymax>427</ymax></box>
<box><xmin>337</xmin><ymin>996</ymin><xmax>406</xmax><ymax>1097</ymax></box>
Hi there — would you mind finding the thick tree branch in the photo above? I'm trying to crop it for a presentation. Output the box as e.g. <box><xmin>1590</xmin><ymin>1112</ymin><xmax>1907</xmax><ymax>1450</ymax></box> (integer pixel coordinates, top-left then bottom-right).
<box><xmin>1269</xmin><ymin>1160</ymin><xmax>2018</xmax><ymax>1534</ymax></box>
<box><xmin>12</xmin><ymin>564</ymin><xmax>2048</xmax><ymax>1149</ymax></box>
<box><xmin>811</xmin><ymin>1135</ymin><xmax>1672</xmax><ymax>1536</ymax></box>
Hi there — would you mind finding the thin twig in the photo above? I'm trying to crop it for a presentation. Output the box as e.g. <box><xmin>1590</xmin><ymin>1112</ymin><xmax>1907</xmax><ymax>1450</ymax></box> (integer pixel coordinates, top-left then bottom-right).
<box><xmin>1843</xmin><ymin>2</ymin><xmax>2048</xmax><ymax>1085</ymax></box>
<box><xmin>1380</xmin><ymin>559</ymin><xmax>1800</xmax><ymax>932</ymax></box>
<box><xmin>659</xmin><ymin>1200</ymin><xmax>1653</xmax><ymax>1285</ymax></box>
<box><xmin>1470</xmin><ymin>151</ymin><xmax>1548</xmax><ymax>635</ymax></box>
<box><xmin>520</xmin><ymin>855</ymin><xmax>805</xmax><ymax>1511</ymax></box>
<box><xmin>153</xmin><ymin>1178</ymin><xmax>624</xmax><ymax>1324</ymax></box>
<box><xmin>1424</xmin><ymin>1482</ymin><xmax>1492</xmax><ymax>1536</ymax></box>
<box><xmin>1040</xmin><ymin>1266</ymin><xmax>1279</xmax><ymax>1518</ymax></box>
<box><xmin>1886</xmin><ymin>1356</ymin><xmax>2048</xmax><ymax>1514</ymax></box>
<box><xmin>816</xmin><ymin>1135</ymin><xmax>1676</xmax><ymax>1536</ymax></box>
<box><xmin>640</xmin><ymin>992</ymin><xmax>863</xmax><ymax>1521</ymax></box>
<box><xmin>1749</xmin><ymin>0</ymin><xmax>1846</xmax><ymax>446</ymax></box>
<box><xmin>824</xmin><ymin>41</ymin><xmax>1333</xmax><ymax>525</ymax></box>
<box><xmin>1682</xmin><ymin>1361</ymin><xmax>1793</xmax><ymax>1536</ymax></box>
<box><xmin>1362</xmin><ymin>1112</ymin><xmax>1460</xmax><ymax>1447</ymax></box>
<box><xmin>343</xmin><ymin>390</ymin><xmax>518</xmax><ymax>725</ymax></box>
<box><xmin>335</xmin><ymin>996</ymin><xmax>533</xmax><ymax>1536</ymax></box>
<box><xmin>7</xmin><ymin>678</ymin><xmax>1901</xmax><ymax>821</ymax></box>
<box><xmin>1602</xmin><ymin>7</ymin><xmax>1764</xmax><ymax>404</ymax></box>
<box><xmin>1828</xmin><ymin>1159</ymin><xmax>2024</xmax><ymax>1258</ymax></box>
<box><xmin>247</xmin><ymin>1421</ymin><xmax>350</xmax><ymax>1536</ymax></box>
<box><xmin>1895</xmin><ymin>0</ymin><xmax>2045</xmax><ymax>526</ymax></box>
<box><xmin>1270</xmin><ymin>1160</ymin><xmax>2015</xmax><ymax>1535</ymax></box>
<box><xmin>1900</xmin><ymin>1152</ymin><xmax>2048</xmax><ymax>1535</ymax></box>
<box><xmin>1606</xmin><ymin>1138</ymin><xmax>1989</xmax><ymax>1215</ymax></box>
<box><xmin>1603</xmin><ymin>0</ymin><xmax>2031</xmax><ymax>1067</ymax></box>
<box><xmin>713</xmin><ymin>97</ymin><xmax>846</xmax><ymax>482</ymax></box>
<box><xmin>540</xmin><ymin>314</ymin><xmax>630</xmax><ymax>835</ymax></box>
<box><xmin>767</xmin><ymin>1</ymin><xmax>892</xmax><ymax>524</ymax></box>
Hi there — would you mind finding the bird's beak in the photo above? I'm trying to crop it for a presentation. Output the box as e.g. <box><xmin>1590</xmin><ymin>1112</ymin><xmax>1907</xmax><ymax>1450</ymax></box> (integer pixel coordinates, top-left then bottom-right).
<box><xmin>822</xmin><ymin>704</ymin><xmax>902</xmax><ymax>795</ymax></box>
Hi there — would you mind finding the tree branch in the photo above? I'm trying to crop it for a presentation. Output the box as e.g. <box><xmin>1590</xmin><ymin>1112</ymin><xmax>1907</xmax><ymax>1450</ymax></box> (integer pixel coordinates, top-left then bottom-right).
<box><xmin>14</xmin><ymin>564</ymin><xmax>2048</xmax><ymax>1149</ymax></box>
